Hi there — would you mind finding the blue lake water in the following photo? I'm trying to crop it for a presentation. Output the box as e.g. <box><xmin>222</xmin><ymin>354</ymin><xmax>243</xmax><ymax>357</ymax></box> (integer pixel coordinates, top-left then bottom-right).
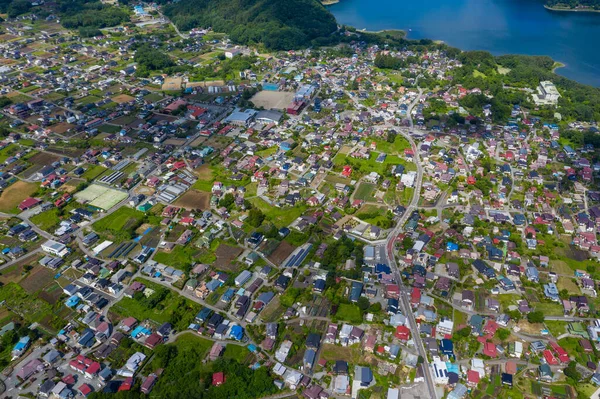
<box><xmin>328</xmin><ymin>0</ymin><xmax>600</xmax><ymax>86</ymax></box>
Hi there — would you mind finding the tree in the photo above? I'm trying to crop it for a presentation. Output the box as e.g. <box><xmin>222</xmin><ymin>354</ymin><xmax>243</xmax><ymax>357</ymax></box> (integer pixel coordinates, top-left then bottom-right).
<box><xmin>246</xmin><ymin>208</ymin><xmax>265</xmax><ymax>228</ymax></box>
<box><xmin>527</xmin><ymin>310</ymin><xmax>545</xmax><ymax>324</ymax></box>
<box><xmin>564</xmin><ymin>361</ymin><xmax>581</xmax><ymax>381</ymax></box>
<box><xmin>495</xmin><ymin>328</ymin><xmax>511</xmax><ymax>342</ymax></box>
<box><xmin>357</xmin><ymin>297</ymin><xmax>370</xmax><ymax>312</ymax></box>
<box><xmin>218</xmin><ymin>193</ymin><xmax>235</xmax><ymax>210</ymax></box>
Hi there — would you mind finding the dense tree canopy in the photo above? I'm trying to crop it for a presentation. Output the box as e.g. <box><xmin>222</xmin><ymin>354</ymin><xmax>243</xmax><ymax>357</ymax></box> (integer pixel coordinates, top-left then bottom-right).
<box><xmin>162</xmin><ymin>0</ymin><xmax>337</xmax><ymax>50</ymax></box>
<box><xmin>57</xmin><ymin>0</ymin><xmax>130</xmax><ymax>35</ymax></box>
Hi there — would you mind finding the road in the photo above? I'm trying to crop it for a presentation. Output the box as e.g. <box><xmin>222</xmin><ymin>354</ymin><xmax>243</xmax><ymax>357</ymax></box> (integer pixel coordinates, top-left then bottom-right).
<box><xmin>378</xmin><ymin>88</ymin><xmax>440</xmax><ymax>399</ymax></box>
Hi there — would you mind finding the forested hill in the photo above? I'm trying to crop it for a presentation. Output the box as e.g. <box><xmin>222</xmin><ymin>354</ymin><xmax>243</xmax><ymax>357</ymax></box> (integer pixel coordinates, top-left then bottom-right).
<box><xmin>161</xmin><ymin>0</ymin><xmax>338</xmax><ymax>50</ymax></box>
<box><xmin>545</xmin><ymin>0</ymin><xmax>600</xmax><ymax>9</ymax></box>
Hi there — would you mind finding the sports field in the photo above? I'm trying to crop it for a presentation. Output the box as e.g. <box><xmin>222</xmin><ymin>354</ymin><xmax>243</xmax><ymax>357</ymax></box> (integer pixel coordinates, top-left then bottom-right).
<box><xmin>75</xmin><ymin>184</ymin><xmax>128</xmax><ymax>210</ymax></box>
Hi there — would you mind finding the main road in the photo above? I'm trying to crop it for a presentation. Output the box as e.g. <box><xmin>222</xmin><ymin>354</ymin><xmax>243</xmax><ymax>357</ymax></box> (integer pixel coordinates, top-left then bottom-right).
<box><xmin>381</xmin><ymin>89</ymin><xmax>440</xmax><ymax>399</ymax></box>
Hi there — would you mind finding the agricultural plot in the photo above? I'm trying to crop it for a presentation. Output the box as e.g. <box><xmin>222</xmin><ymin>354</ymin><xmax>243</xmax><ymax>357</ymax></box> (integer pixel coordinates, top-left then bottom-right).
<box><xmin>0</xmin><ymin>181</ymin><xmax>39</xmax><ymax>213</ymax></box>
<box><xmin>173</xmin><ymin>189</ymin><xmax>210</xmax><ymax>210</ymax></box>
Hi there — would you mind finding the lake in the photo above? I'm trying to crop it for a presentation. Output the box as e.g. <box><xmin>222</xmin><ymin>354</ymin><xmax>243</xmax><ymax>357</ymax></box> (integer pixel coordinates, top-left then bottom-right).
<box><xmin>328</xmin><ymin>0</ymin><xmax>600</xmax><ymax>86</ymax></box>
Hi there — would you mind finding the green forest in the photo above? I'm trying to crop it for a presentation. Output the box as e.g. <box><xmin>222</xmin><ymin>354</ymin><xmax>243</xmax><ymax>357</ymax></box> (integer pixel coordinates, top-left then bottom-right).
<box><xmin>162</xmin><ymin>0</ymin><xmax>338</xmax><ymax>50</ymax></box>
<box><xmin>88</xmin><ymin>357</ymin><xmax>276</xmax><ymax>399</ymax></box>
<box><xmin>57</xmin><ymin>0</ymin><xmax>130</xmax><ymax>36</ymax></box>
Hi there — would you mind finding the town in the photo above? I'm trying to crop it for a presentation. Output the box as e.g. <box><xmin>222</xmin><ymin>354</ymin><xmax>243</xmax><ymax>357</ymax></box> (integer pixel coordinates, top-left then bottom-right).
<box><xmin>0</xmin><ymin>3</ymin><xmax>599</xmax><ymax>399</ymax></box>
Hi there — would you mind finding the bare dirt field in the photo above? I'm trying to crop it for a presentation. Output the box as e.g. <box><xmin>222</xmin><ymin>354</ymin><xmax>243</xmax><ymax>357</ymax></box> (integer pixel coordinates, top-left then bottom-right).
<box><xmin>267</xmin><ymin>241</ymin><xmax>296</xmax><ymax>265</ymax></box>
<box><xmin>0</xmin><ymin>181</ymin><xmax>39</xmax><ymax>212</ymax></box>
<box><xmin>47</xmin><ymin>146</ymin><xmax>86</xmax><ymax>158</ymax></box>
<box><xmin>164</xmin><ymin>138</ymin><xmax>186</xmax><ymax>146</ymax></box>
<box><xmin>162</xmin><ymin>76</ymin><xmax>183</xmax><ymax>91</ymax></box>
<box><xmin>174</xmin><ymin>189</ymin><xmax>210</xmax><ymax>210</ymax></box>
<box><xmin>112</xmin><ymin>94</ymin><xmax>135</xmax><ymax>104</ymax></box>
<box><xmin>215</xmin><ymin>244</ymin><xmax>243</xmax><ymax>271</ymax></box>
<box><xmin>20</xmin><ymin>266</ymin><xmax>54</xmax><ymax>294</ymax></box>
<box><xmin>37</xmin><ymin>282</ymin><xmax>63</xmax><ymax>304</ymax></box>
<box><xmin>250</xmin><ymin>91</ymin><xmax>296</xmax><ymax>110</ymax></box>
<box><xmin>49</xmin><ymin>122</ymin><xmax>76</xmax><ymax>135</ymax></box>
<box><xmin>194</xmin><ymin>164</ymin><xmax>213</xmax><ymax>180</ymax></box>
<box><xmin>29</xmin><ymin>151</ymin><xmax>61</xmax><ymax>166</ymax></box>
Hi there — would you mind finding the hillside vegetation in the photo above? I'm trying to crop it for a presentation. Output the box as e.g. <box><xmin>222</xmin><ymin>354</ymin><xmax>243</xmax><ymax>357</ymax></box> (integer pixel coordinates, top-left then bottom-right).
<box><xmin>162</xmin><ymin>0</ymin><xmax>338</xmax><ymax>50</ymax></box>
<box><xmin>546</xmin><ymin>0</ymin><xmax>600</xmax><ymax>9</ymax></box>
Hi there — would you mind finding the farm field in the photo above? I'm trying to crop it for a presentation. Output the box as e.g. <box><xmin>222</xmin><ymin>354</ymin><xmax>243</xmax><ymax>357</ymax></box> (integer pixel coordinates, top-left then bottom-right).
<box><xmin>0</xmin><ymin>181</ymin><xmax>39</xmax><ymax>213</ymax></box>
<box><xmin>93</xmin><ymin>206</ymin><xmax>147</xmax><ymax>236</ymax></box>
<box><xmin>30</xmin><ymin>208</ymin><xmax>61</xmax><ymax>231</ymax></box>
<box><xmin>173</xmin><ymin>189</ymin><xmax>210</xmax><ymax>210</ymax></box>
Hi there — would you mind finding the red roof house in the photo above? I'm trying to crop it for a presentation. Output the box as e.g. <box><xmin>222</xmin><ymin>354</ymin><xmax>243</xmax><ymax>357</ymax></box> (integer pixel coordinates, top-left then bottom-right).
<box><xmin>212</xmin><ymin>372</ymin><xmax>225</xmax><ymax>386</ymax></box>
<box><xmin>19</xmin><ymin>197</ymin><xmax>41</xmax><ymax>211</ymax></box>
<box><xmin>483</xmin><ymin>342</ymin><xmax>497</xmax><ymax>358</ymax></box>
<box><xmin>395</xmin><ymin>325</ymin><xmax>411</xmax><ymax>341</ymax></box>
<box><xmin>467</xmin><ymin>370</ymin><xmax>480</xmax><ymax>386</ymax></box>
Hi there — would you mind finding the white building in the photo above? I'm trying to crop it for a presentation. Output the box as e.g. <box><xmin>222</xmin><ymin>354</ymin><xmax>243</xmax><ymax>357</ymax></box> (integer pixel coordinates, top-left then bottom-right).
<box><xmin>41</xmin><ymin>239</ymin><xmax>69</xmax><ymax>257</ymax></box>
<box><xmin>432</xmin><ymin>357</ymin><xmax>449</xmax><ymax>384</ymax></box>
<box><xmin>533</xmin><ymin>81</ymin><xmax>561</xmax><ymax>106</ymax></box>
<box><xmin>400</xmin><ymin>171</ymin><xmax>417</xmax><ymax>188</ymax></box>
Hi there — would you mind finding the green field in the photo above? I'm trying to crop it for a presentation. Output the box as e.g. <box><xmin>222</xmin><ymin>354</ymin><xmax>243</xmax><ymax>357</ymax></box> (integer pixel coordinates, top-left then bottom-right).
<box><xmin>0</xmin><ymin>144</ymin><xmax>17</xmax><ymax>164</ymax></box>
<box><xmin>81</xmin><ymin>164</ymin><xmax>108</xmax><ymax>180</ymax></box>
<box><xmin>92</xmin><ymin>207</ymin><xmax>147</xmax><ymax>235</ymax></box>
<box><xmin>249</xmin><ymin>197</ymin><xmax>307</xmax><ymax>228</ymax></box>
<box><xmin>30</xmin><ymin>209</ymin><xmax>61</xmax><ymax>232</ymax></box>
<box><xmin>153</xmin><ymin>245</ymin><xmax>203</xmax><ymax>271</ymax></box>
<box><xmin>0</xmin><ymin>283</ymin><xmax>67</xmax><ymax>332</ymax></box>
<box><xmin>110</xmin><ymin>279</ymin><xmax>201</xmax><ymax>330</ymax></box>
<box><xmin>334</xmin><ymin>303</ymin><xmax>363</xmax><ymax>324</ymax></box>
<box><xmin>354</xmin><ymin>182</ymin><xmax>377</xmax><ymax>201</ymax></box>
<box><xmin>356</xmin><ymin>205</ymin><xmax>390</xmax><ymax>225</ymax></box>
<box><xmin>223</xmin><ymin>344</ymin><xmax>251</xmax><ymax>362</ymax></box>
<box><xmin>532</xmin><ymin>302</ymin><xmax>563</xmax><ymax>316</ymax></box>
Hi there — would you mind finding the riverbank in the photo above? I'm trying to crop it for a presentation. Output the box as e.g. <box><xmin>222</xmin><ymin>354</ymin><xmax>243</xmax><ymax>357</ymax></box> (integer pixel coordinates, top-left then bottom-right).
<box><xmin>544</xmin><ymin>4</ymin><xmax>600</xmax><ymax>13</ymax></box>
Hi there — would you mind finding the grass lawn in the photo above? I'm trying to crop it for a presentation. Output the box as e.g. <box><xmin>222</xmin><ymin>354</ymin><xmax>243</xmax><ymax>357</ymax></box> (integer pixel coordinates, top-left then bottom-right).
<box><xmin>223</xmin><ymin>344</ymin><xmax>251</xmax><ymax>363</ymax></box>
<box><xmin>81</xmin><ymin>164</ymin><xmax>108</xmax><ymax>180</ymax></box>
<box><xmin>544</xmin><ymin>320</ymin><xmax>568</xmax><ymax>337</ymax></box>
<box><xmin>0</xmin><ymin>143</ymin><xmax>17</xmax><ymax>163</ymax></box>
<box><xmin>354</xmin><ymin>182</ymin><xmax>377</xmax><ymax>201</ymax></box>
<box><xmin>256</xmin><ymin>146</ymin><xmax>278</xmax><ymax>157</ymax></box>
<box><xmin>496</xmin><ymin>294</ymin><xmax>521</xmax><ymax>310</ymax></box>
<box><xmin>334</xmin><ymin>150</ymin><xmax>414</xmax><ymax>176</ymax></box>
<box><xmin>356</xmin><ymin>204</ymin><xmax>389</xmax><ymax>225</ymax></box>
<box><xmin>111</xmin><ymin>279</ymin><xmax>201</xmax><ymax>329</ymax></box>
<box><xmin>77</xmin><ymin>95</ymin><xmax>102</xmax><ymax>106</ymax></box>
<box><xmin>173</xmin><ymin>332</ymin><xmax>213</xmax><ymax>354</ymax></box>
<box><xmin>249</xmin><ymin>197</ymin><xmax>307</xmax><ymax>228</ymax></box>
<box><xmin>144</xmin><ymin>93</ymin><xmax>163</xmax><ymax>103</ymax></box>
<box><xmin>370</xmin><ymin>135</ymin><xmax>411</xmax><ymax>155</ymax></box>
<box><xmin>153</xmin><ymin>245</ymin><xmax>203</xmax><ymax>271</ymax></box>
<box><xmin>93</xmin><ymin>207</ymin><xmax>146</xmax><ymax>234</ymax></box>
<box><xmin>320</xmin><ymin>343</ymin><xmax>363</xmax><ymax>364</ymax></box>
<box><xmin>30</xmin><ymin>208</ymin><xmax>61</xmax><ymax>232</ymax></box>
<box><xmin>533</xmin><ymin>302</ymin><xmax>564</xmax><ymax>316</ymax></box>
<box><xmin>334</xmin><ymin>303</ymin><xmax>363</xmax><ymax>324</ymax></box>
<box><xmin>98</xmin><ymin>124</ymin><xmax>122</xmax><ymax>134</ymax></box>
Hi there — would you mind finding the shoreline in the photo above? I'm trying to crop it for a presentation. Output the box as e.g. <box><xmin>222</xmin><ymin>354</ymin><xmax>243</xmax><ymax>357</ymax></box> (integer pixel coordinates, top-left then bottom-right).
<box><xmin>321</xmin><ymin>0</ymin><xmax>339</xmax><ymax>5</ymax></box>
<box><xmin>553</xmin><ymin>61</ymin><xmax>566</xmax><ymax>72</ymax></box>
<box><xmin>544</xmin><ymin>4</ymin><xmax>600</xmax><ymax>13</ymax></box>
